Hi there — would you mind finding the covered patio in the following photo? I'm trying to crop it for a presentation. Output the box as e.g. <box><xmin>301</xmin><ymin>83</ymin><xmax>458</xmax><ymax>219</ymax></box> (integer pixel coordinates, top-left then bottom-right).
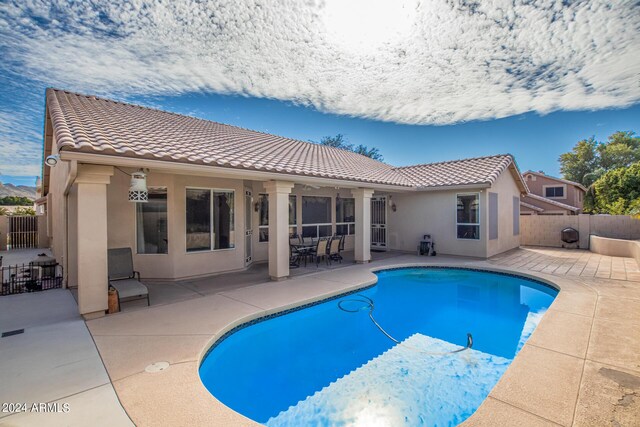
<box><xmin>112</xmin><ymin>250</ymin><xmax>404</xmax><ymax>312</ymax></box>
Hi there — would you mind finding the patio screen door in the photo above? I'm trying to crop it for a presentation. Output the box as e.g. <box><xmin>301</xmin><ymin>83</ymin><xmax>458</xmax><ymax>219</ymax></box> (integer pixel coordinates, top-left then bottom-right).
<box><xmin>371</xmin><ymin>196</ymin><xmax>387</xmax><ymax>249</ymax></box>
<box><xmin>245</xmin><ymin>189</ymin><xmax>253</xmax><ymax>265</ymax></box>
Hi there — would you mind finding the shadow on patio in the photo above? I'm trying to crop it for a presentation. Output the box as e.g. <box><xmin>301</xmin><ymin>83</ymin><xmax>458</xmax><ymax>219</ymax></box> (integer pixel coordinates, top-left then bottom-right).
<box><xmin>120</xmin><ymin>250</ymin><xmax>405</xmax><ymax>312</ymax></box>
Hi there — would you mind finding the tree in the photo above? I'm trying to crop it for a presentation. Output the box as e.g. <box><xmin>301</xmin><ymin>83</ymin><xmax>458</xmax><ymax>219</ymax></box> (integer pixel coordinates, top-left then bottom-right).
<box><xmin>559</xmin><ymin>131</ymin><xmax>640</xmax><ymax>188</ymax></box>
<box><xmin>352</xmin><ymin>144</ymin><xmax>383</xmax><ymax>161</ymax></box>
<box><xmin>598</xmin><ymin>131</ymin><xmax>640</xmax><ymax>170</ymax></box>
<box><xmin>315</xmin><ymin>134</ymin><xmax>384</xmax><ymax>161</ymax></box>
<box><xmin>559</xmin><ymin>137</ymin><xmax>599</xmax><ymax>186</ymax></box>
<box><xmin>0</xmin><ymin>196</ymin><xmax>34</xmax><ymax>206</ymax></box>
<box><xmin>12</xmin><ymin>206</ymin><xmax>35</xmax><ymax>216</ymax></box>
<box><xmin>590</xmin><ymin>162</ymin><xmax>640</xmax><ymax>215</ymax></box>
<box><xmin>0</xmin><ymin>207</ymin><xmax>8</xmax><ymax>216</ymax></box>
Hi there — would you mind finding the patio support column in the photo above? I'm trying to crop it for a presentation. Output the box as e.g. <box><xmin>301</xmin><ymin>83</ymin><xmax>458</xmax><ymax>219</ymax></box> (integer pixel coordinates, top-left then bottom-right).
<box><xmin>75</xmin><ymin>164</ymin><xmax>114</xmax><ymax>319</ymax></box>
<box><xmin>264</xmin><ymin>181</ymin><xmax>295</xmax><ymax>281</ymax></box>
<box><xmin>351</xmin><ymin>188</ymin><xmax>375</xmax><ymax>263</ymax></box>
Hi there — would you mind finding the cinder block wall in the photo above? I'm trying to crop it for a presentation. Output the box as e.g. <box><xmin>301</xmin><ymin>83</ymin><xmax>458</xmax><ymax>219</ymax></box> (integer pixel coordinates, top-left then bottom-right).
<box><xmin>521</xmin><ymin>215</ymin><xmax>640</xmax><ymax>248</ymax></box>
<box><xmin>520</xmin><ymin>215</ymin><xmax>580</xmax><ymax>247</ymax></box>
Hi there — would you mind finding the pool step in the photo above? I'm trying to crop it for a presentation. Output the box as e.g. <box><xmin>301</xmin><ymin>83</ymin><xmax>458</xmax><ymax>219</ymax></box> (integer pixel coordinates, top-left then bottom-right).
<box><xmin>266</xmin><ymin>334</ymin><xmax>511</xmax><ymax>427</ymax></box>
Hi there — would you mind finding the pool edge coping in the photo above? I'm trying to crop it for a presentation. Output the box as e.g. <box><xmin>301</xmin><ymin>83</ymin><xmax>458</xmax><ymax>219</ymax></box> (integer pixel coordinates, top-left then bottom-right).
<box><xmin>194</xmin><ymin>261</ymin><xmax>584</xmax><ymax>426</ymax></box>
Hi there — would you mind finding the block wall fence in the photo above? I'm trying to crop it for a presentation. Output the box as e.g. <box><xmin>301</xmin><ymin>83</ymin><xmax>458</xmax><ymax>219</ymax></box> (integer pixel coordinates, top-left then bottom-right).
<box><xmin>520</xmin><ymin>214</ymin><xmax>640</xmax><ymax>249</ymax></box>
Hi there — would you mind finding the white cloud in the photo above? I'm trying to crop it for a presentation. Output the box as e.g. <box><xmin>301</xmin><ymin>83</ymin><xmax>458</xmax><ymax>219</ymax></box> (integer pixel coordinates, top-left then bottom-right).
<box><xmin>0</xmin><ymin>0</ymin><xmax>639</xmax><ymax>127</ymax></box>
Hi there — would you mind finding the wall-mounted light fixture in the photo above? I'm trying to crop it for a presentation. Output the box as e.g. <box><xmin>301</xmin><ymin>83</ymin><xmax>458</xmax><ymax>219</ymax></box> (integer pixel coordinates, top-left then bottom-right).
<box><xmin>388</xmin><ymin>195</ymin><xmax>397</xmax><ymax>212</ymax></box>
<box><xmin>128</xmin><ymin>170</ymin><xmax>148</xmax><ymax>203</ymax></box>
<box><xmin>45</xmin><ymin>154</ymin><xmax>60</xmax><ymax>167</ymax></box>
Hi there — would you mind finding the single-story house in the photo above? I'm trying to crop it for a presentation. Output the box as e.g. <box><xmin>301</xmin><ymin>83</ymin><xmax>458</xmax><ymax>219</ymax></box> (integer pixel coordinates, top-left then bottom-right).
<box><xmin>41</xmin><ymin>89</ymin><xmax>528</xmax><ymax>318</ymax></box>
<box><xmin>520</xmin><ymin>170</ymin><xmax>586</xmax><ymax>215</ymax></box>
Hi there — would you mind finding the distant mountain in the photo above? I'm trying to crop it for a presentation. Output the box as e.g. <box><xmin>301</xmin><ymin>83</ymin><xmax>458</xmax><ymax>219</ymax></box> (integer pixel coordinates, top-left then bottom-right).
<box><xmin>0</xmin><ymin>183</ymin><xmax>37</xmax><ymax>200</ymax></box>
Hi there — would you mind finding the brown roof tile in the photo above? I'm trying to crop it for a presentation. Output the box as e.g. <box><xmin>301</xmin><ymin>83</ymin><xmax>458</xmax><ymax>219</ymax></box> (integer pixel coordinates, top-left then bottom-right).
<box><xmin>46</xmin><ymin>89</ymin><xmax>526</xmax><ymax>191</ymax></box>
<box><xmin>394</xmin><ymin>154</ymin><xmax>520</xmax><ymax>189</ymax></box>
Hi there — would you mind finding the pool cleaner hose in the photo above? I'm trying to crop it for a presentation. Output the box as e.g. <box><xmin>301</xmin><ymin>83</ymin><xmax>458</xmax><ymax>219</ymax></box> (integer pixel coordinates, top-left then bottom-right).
<box><xmin>338</xmin><ymin>295</ymin><xmax>473</xmax><ymax>355</ymax></box>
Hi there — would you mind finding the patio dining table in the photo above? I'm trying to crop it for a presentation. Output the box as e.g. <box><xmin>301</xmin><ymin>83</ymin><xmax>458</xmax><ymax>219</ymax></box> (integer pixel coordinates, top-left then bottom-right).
<box><xmin>291</xmin><ymin>240</ymin><xmax>318</xmax><ymax>267</ymax></box>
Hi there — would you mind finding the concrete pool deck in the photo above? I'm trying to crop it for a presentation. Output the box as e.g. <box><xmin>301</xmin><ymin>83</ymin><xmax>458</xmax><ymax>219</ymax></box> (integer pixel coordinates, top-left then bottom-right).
<box><xmin>80</xmin><ymin>250</ymin><xmax>640</xmax><ymax>427</ymax></box>
<box><xmin>0</xmin><ymin>289</ymin><xmax>133</xmax><ymax>427</ymax></box>
<box><xmin>2</xmin><ymin>247</ymin><xmax>638</xmax><ymax>425</ymax></box>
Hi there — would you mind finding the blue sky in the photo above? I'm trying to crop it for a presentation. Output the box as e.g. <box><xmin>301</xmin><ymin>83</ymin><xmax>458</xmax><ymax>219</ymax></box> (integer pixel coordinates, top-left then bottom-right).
<box><xmin>1</xmin><ymin>1</ymin><xmax>639</xmax><ymax>186</ymax></box>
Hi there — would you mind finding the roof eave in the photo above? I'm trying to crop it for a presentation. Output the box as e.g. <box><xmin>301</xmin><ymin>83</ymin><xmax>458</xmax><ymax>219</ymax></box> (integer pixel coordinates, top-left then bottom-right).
<box><xmin>59</xmin><ymin>151</ymin><xmax>416</xmax><ymax>192</ymax></box>
<box><xmin>415</xmin><ymin>182</ymin><xmax>491</xmax><ymax>192</ymax></box>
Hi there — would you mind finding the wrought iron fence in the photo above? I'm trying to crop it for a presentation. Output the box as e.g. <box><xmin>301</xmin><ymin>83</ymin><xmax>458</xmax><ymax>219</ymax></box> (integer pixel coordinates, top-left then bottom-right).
<box><xmin>1</xmin><ymin>263</ymin><xmax>63</xmax><ymax>296</ymax></box>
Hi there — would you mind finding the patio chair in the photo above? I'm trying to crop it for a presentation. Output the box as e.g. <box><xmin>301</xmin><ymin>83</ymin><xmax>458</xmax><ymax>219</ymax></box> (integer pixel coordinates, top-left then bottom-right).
<box><xmin>289</xmin><ymin>239</ymin><xmax>301</xmax><ymax>268</ymax></box>
<box><xmin>328</xmin><ymin>236</ymin><xmax>342</xmax><ymax>264</ymax></box>
<box><xmin>107</xmin><ymin>248</ymin><xmax>149</xmax><ymax>309</ymax></box>
<box><xmin>309</xmin><ymin>237</ymin><xmax>330</xmax><ymax>266</ymax></box>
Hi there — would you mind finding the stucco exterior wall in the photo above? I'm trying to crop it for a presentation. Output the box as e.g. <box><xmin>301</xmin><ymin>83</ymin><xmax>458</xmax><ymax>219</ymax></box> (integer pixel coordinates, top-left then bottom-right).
<box><xmin>386</xmin><ymin>188</ymin><xmax>487</xmax><ymax>258</ymax></box>
<box><xmin>0</xmin><ymin>216</ymin><xmax>7</xmax><ymax>251</ymax></box>
<box><xmin>523</xmin><ymin>173</ymin><xmax>584</xmax><ymax>211</ymax></box>
<box><xmin>486</xmin><ymin>169</ymin><xmax>522</xmax><ymax>257</ymax></box>
<box><xmin>37</xmin><ymin>215</ymin><xmax>49</xmax><ymax>248</ymax></box>
<box><xmin>590</xmin><ymin>235</ymin><xmax>640</xmax><ymax>268</ymax></box>
<box><xmin>105</xmin><ymin>171</ymin><xmax>247</xmax><ymax>281</ymax></box>
<box><xmin>47</xmin><ymin>136</ymin><xmax>74</xmax><ymax>285</ymax></box>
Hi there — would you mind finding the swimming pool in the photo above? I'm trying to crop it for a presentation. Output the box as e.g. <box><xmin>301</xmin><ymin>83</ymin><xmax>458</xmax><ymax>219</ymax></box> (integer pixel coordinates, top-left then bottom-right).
<box><xmin>199</xmin><ymin>267</ymin><xmax>557</xmax><ymax>426</ymax></box>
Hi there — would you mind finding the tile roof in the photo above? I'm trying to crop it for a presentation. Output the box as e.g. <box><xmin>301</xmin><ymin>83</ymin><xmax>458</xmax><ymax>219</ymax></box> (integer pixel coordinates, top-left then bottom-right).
<box><xmin>47</xmin><ymin>89</ymin><xmax>411</xmax><ymax>187</ymax></box>
<box><xmin>394</xmin><ymin>154</ymin><xmax>521</xmax><ymax>189</ymax></box>
<box><xmin>520</xmin><ymin>201</ymin><xmax>545</xmax><ymax>212</ymax></box>
<box><xmin>46</xmin><ymin>89</ymin><xmax>526</xmax><ymax>191</ymax></box>
<box><xmin>523</xmin><ymin>193</ymin><xmax>579</xmax><ymax>212</ymax></box>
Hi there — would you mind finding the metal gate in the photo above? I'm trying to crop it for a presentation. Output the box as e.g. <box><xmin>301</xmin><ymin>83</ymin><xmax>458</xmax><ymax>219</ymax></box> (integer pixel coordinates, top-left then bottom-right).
<box><xmin>371</xmin><ymin>196</ymin><xmax>387</xmax><ymax>249</ymax></box>
<box><xmin>7</xmin><ymin>216</ymin><xmax>38</xmax><ymax>250</ymax></box>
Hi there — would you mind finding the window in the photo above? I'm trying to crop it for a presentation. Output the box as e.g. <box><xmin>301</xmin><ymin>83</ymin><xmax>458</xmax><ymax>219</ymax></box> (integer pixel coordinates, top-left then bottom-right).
<box><xmin>302</xmin><ymin>196</ymin><xmax>332</xmax><ymax>239</ymax></box>
<box><xmin>457</xmin><ymin>193</ymin><xmax>480</xmax><ymax>240</ymax></box>
<box><xmin>336</xmin><ymin>197</ymin><xmax>355</xmax><ymax>235</ymax></box>
<box><xmin>186</xmin><ymin>188</ymin><xmax>234</xmax><ymax>252</ymax></box>
<box><xmin>257</xmin><ymin>194</ymin><xmax>297</xmax><ymax>242</ymax></box>
<box><xmin>136</xmin><ymin>187</ymin><xmax>167</xmax><ymax>254</ymax></box>
<box><xmin>545</xmin><ymin>186</ymin><xmax>564</xmax><ymax>198</ymax></box>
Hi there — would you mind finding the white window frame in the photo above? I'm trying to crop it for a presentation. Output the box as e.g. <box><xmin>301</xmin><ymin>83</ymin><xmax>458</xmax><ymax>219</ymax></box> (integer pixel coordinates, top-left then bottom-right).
<box><xmin>257</xmin><ymin>193</ymin><xmax>297</xmax><ymax>243</ymax></box>
<box><xmin>135</xmin><ymin>186</ymin><xmax>168</xmax><ymax>255</ymax></box>
<box><xmin>301</xmin><ymin>195</ymin><xmax>332</xmax><ymax>239</ymax></box>
<box><xmin>335</xmin><ymin>197</ymin><xmax>355</xmax><ymax>236</ymax></box>
<box><xmin>456</xmin><ymin>192</ymin><xmax>481</xmax><ymax>240</ymax></box>
<box><xmin>185</xmin><ymin>187</ymin><xmax>236</xmax><ymax>253</ymax></box>
<box><xmin>542</xmin><ymin>184</ymin><xmax>566</xmax><ymax>199</ymax></box>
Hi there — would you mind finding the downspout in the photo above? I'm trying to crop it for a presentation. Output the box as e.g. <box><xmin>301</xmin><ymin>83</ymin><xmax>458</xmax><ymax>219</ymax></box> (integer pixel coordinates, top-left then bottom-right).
<box><xmin>62</xmin><ymin>160</ymin><xmax>78</xmax><ymax>288</ymax></box>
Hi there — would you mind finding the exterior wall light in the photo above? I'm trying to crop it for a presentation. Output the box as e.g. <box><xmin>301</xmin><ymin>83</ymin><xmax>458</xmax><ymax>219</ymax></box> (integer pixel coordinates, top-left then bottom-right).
<box><xmin>45</xmin><ymin>154</ymin><xmax>60</xmax><ymax>167</ymax></box>
<box><xmin>388</xmin><ymin>195</ymin><xmax>397</xmax><ymax>212</ymax></box>
<box><xmin>128</xmin><ymin>170</ymin><xmax>148</xmax><ymax>203</ymax></box>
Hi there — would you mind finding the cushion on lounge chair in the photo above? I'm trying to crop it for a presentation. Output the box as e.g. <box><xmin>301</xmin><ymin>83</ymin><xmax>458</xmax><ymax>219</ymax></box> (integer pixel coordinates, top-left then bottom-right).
<box><xmin>110</xmin><ymin>279</ymin><xmax>148</xmax><ymax>299</ymax></box>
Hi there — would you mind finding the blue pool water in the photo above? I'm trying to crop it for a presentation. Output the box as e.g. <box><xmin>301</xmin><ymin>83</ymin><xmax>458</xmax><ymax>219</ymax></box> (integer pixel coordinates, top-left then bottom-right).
<box><xmin>199</xmin><ymin>268</ymin><xmax>557</xmax><ymax>426</ymax></box>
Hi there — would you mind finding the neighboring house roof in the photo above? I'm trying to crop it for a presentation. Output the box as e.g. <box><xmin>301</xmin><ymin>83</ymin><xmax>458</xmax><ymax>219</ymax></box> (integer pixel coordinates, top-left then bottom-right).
<box><xmin>45</xmin><ymin>89</ymin><xmax>528</xmax><ymax>192</ymax></box>
<box><xmin>522</xmin><ymin>170</ymin><xmax>587</xmax><ymax>192</ymax></box>
<box><xmin>519</xmin><ymin>201</ymin><xmax>544</xmax><ymax>212</ymax></box>
<box><xmin>523</xmin><ymin>193</ymin><xmax>580</xmax><ymax>212</ymax></box>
